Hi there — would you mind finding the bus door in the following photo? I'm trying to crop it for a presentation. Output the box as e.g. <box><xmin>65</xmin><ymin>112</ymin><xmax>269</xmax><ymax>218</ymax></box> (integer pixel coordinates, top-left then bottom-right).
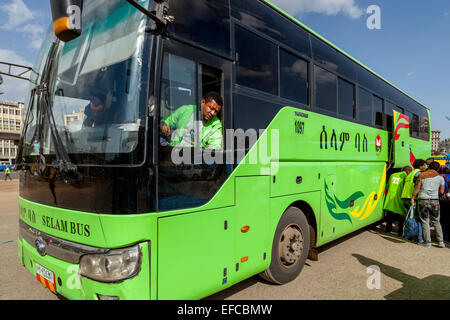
<box><xmin>156</xmin><ymin>38</ymin><xmax>235</xmax><ymax>299</ymax></box>
<box><xmin>392</xmin><ymin>110</ymin><xmax>411</xmax><ymax>168</ymax></box>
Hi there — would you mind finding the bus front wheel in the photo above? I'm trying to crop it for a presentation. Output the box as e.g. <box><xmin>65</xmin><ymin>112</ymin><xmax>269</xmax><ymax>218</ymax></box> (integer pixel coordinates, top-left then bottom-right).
<box><xmin>260</xmin><ymin>207</ymin><xmax>310</xmax><ymax>284</ymax></box>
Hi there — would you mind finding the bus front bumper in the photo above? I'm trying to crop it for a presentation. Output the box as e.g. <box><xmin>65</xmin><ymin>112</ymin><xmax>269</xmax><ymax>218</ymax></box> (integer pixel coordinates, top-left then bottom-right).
<box><xmin>18</xmin><ymin>237</ymin><xmax>150</xmax><ymax>300</ymax></box>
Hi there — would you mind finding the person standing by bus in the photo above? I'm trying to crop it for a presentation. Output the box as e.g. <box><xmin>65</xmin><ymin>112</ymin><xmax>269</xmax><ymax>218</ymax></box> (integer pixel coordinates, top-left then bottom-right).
<box><xmin>411</xmin><ymin>161</ymin><xmax>446</xmax><ymax>248</ymax></box>
<box><xmin>4</xmin><ymin>166</ymin><xmax>12</xmax><ymax>181</ymax></box>
<box><xmin>401</xmin><ymin>159</ymin><xmax>427</xmax><ymax>243</ymax></box>
<box><xmin>438</xmin><ymin>166</ymin><xmax>450</xmax><ymax>242</ymax></box>
<box><xmin>402</xmin><ymin>160</ymin><xmax>426</xmax><ymax>203</ymax></box>
<box><xmin>384</xmin><ymin>166</ymin><xmax>412</xmax><ymax>236</ymax></box>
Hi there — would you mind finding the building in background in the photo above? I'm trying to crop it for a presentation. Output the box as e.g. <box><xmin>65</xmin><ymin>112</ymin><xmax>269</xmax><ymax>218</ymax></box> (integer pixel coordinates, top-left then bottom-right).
<box><xmin>431</xmin><ymin>130</ymin><xmax>441</xmax><ymax>154</ymax></box>
<box><xmin>439</xmin><ymin>138</ymin><xmax>450</xmax><ymax>154</ymax></box>
<box><xmin>0</xmin><ymin>101</ymin><xmax>24</xmax><ymax>163</ymax></box>
<box><xmin>64</xmin><ymin>108</ymin><xmax>84</xmax><ymax>127</ymax></box>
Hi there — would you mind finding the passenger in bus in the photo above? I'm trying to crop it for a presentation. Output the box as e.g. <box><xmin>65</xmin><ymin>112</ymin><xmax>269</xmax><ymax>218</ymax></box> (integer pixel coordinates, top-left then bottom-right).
<box><xmin>83</xmin><ymin>93</ymin><xmax>109</xmax><ymax>128</ymax></box>
<box><xmin>411</xmin><ymin>161</ymin><xmax>446</xmax><ymax>248</ymax></box>
<box><xmin>160</xmin><ymin>92</ymin><xmax>223</xmax><ymax>150</ymax></box>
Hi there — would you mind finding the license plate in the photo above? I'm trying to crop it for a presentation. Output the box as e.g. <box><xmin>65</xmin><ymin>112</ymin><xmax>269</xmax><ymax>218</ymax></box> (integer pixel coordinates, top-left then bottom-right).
<box><xmin>35</xmin><ymin>263</ymin><xmax>57</xmax><ymax>293</ymax></box>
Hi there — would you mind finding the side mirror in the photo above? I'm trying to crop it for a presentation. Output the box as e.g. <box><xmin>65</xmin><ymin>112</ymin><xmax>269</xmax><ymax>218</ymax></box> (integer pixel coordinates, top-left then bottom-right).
<box><xmin>50</xmin><ymin>0</ymin><xmax>83</xmax><ymax>42</ymax></box>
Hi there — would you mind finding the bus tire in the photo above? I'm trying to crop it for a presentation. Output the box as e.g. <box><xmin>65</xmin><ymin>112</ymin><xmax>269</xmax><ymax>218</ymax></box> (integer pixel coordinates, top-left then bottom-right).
<box><xmin>260</xmin><ymin>207</ymin><xmax>310</xmax><ymax>284</ymax></box>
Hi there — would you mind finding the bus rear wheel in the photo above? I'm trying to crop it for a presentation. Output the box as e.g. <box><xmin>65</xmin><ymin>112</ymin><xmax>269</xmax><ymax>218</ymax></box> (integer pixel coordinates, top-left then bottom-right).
<box><xmin>260</xmin><ymin>207</ymin><xmax>310</xmax><ymax>284</ymax></box>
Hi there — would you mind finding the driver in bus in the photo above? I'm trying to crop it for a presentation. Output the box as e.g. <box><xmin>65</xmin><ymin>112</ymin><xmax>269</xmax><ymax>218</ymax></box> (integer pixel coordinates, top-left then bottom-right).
<box><xmin>160</xmin><ymin>92</ymin><xmax>223</xmax><ymax>150</ymax></box>
<box><xmin>83</xmin><ymin>93</ymin><xmax>110</xmax><ymax>128</ymax></box>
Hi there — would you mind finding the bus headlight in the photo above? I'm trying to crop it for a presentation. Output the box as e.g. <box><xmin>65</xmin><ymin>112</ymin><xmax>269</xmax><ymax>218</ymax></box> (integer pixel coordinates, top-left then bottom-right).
<box><xmin>79</xmin><ymin>245</ymin><xmax>141</xmax><ymax>282</ymax></box>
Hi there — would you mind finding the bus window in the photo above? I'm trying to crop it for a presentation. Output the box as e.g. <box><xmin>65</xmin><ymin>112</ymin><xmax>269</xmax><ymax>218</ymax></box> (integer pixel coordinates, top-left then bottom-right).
<box><xmin>385</xmin><ymin>101</ymin><xmax>394</xmax><ymax>132</ymax></box>
<box><xmin>374</xmin><ymin>95</ymin><xmax>384</xmax><ymax>127</ymax></box>
<box><xmin>231</xmin><ymin>0</ymin><xmax>311</xmax><ymax>58</ymax></box>
<box><xmin>412</xmin><ymin>113</ymin><xmax>420</xmax><ymax>137</ymax></box>
<box><xmin>200</xmin><ymin>65</ymin><xmax>222</xmax><ymax>103</ymax></box>
<box><xmin>235</xmin><ymin>25</ymin><xmax>278</xmax><ymax>95</ymax></box>
<box><xmin>420</xmin><ymin>115</ymin><xmax>430</xmax><ymax>141</ymax></box>
<box><xmin>200</xmin><ymin>64</ymin><xmax>223</xmax><ymax>151</ymax></box>
<box><xmin>358</xmin><ymin>87</ymin><xmax>373</xmax><ymax>125</ymax></box>
<box><xmin>314</xmin><ymin>65</ymin><xmax>337</xmax><ymax>114</ymax></box>
<box><xmin>159</xmin><ymin>53</ymin><xmax>224</xmax><ymax>151</ymax></box>
<box><xmin>160</xmin><ymin>53</ymin><xmax>198</xmax><ymax>148</ymax></box>
<box><xmin>338</xmin><ymin>78</ymin><xmax>355</xmax><ymax>119</ymax></box>
<box><xmin>405</xmin><ymin>111</ymin><xmax>413</xmax><ymax>136</ymax></box>
<box><xmin>168</xmin><ymin>0</ymin><xmax>230</xmax><ymax>57</ymax></box>
<box><xmin>280</xmin><ymin>48</ymin><xmax>309</xmax><ymax>105</ymax></box>
<box><xmin>158</xmin><ymin>52</ymin><xmax>226</xmax><ymax>212</ymax></box>
<box><xmin>312</xmin><ymin>36</ymin><xmax>357</xmax><ymax>81</ymax></box>
<box><xmin>386</xmin><ymin>102</ymin><xmax>403</xmax><ymax>132</ymax></box>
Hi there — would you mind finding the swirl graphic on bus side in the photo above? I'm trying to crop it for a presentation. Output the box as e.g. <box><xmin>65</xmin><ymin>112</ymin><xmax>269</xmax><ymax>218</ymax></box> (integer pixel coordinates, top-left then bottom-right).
<box><xmin>325</xmin><ymin>164</ymin><xmax>387</xmax><ymax>224</ymax></box>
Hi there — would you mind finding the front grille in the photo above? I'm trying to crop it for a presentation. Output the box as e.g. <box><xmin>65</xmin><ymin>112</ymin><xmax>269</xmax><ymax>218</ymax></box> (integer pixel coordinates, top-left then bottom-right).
<box><xmin>19</xmin><ymin>220</ymin><xmax>108</xmax><ymax>263</ymax></box>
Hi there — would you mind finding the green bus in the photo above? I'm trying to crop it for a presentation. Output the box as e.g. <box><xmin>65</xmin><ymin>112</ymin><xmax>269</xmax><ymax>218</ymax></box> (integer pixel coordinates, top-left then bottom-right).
<box><xmin>17</xmin><ymin>0</ymin><xmax>431</xmax><ymax>300</ymax></box>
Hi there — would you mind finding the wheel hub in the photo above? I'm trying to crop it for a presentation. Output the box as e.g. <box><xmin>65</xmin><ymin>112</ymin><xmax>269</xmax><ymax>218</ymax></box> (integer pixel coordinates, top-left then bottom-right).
<box><xmin>279</xmin><ymin>225</ymin><xmax>303</xmax><ymax>267</ymax></box>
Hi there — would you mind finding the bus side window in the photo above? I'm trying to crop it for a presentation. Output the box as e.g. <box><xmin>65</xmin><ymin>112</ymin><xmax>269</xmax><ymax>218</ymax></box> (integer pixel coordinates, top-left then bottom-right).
<box><xmin>200</xmin><ymin>64</ymin><xmax>223</xmax><ymax>151</ymax></box>
<box><xmin>159</xmin><ymin>53</ymin><xmax>224</xmax><ymax>151</ymax></box>
<box><xmin>159</xmin><ymin>53</ymin><xmax>198</xmax><ymax>148</ymax></box>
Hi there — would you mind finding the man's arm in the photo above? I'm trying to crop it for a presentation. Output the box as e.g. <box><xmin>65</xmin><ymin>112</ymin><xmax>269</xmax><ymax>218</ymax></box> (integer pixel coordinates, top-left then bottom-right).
<box><xmin>438</xmin><ymin>176</ymin><xmax>445</xmax><ymax>195</ymax></box>
<box><xmin>161</xmin><ymin>105</ymin><xmax>194</xmax><ymax>132</ymax></box>
<box><xmin>411</xmin><ymin>180</ymin><xmax>422</xmax><ymax>206</ymax></box>
<box><xmin>160</xmin><ymin>106</ymin><xmax>186</xmax><ymax>136</ymax></box>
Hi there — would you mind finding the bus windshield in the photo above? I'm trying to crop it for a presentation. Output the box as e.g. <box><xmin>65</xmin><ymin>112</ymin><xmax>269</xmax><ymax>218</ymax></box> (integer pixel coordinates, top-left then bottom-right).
<box><xmin>21</xmin><ymin>0</ymin><xmax>149</xmax><ymax>165</ymax></box>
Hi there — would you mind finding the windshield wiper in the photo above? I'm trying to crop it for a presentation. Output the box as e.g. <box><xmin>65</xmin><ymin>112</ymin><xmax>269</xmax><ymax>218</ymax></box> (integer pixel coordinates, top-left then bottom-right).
<box><xmin>38</xmin><ymin>41</ymin><xmax>77</xmax><ymax>175</ymax></box>
<box><xmin>40</xmin><ymin>86</ymin><xmax>77</xmax><ymax>174</ymax></box>
<box><xmin>16</xmin><ymin>41</ymin><xmax>57</xmax><ymax>168</ymax></box>
<box><xmin>17</xmin><ymin>40</ymin><xmax>77</xmax><ymax>175</ymax></box>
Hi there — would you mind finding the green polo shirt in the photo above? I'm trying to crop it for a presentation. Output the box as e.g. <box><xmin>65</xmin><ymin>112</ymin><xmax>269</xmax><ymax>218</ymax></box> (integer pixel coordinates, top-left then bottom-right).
<box><xmin>162</xmin><ymin>105</ymin><xmax>222</xmax><ymax>150</ymax></box>
<box><xmin>384</xmin><ymin>171</ymin><xmax>408</xmax><ymax>216</ymax></box>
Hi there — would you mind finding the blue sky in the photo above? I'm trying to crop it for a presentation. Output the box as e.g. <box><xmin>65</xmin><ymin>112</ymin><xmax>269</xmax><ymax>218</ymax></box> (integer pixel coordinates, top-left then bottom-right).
<box><xmin>0</xmin><ymin>0</ymin><xmax>449</xmax><ymax>139</ymax></box>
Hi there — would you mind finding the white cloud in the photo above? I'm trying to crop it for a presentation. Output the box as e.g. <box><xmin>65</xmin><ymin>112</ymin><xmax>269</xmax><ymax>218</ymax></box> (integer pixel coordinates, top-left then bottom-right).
<box><xmin>0</xmin><ymin>0</ymin><xmax>34</xmax><ymax>29</ymax></box>
<box><xmin>0</xmin><ymin>49</ymin><xmax>33</xmax><ymax>102</ymax></box>
<box><xmin>406</xmin><ymin>71</ymin><xmax>416</xmax><ymax>78</ymax></box>
<box><xmin>270</xmin><ymin>0</ymin><xmax>364</xmax><ymax>19</ymax></box>
<box><xmin>0</xmin><ymin>0</ymin><xmax>45</xmax><ymax>50</ymax></box>
<box><xmin>21</xmin><ymin>23</ymin><xmax>45</xmax><ymax>49</ymax></box>
<box><xmin>0</xmin><ymin>49</ymin><xmax>31</xmax><ymax>66</ymax></box>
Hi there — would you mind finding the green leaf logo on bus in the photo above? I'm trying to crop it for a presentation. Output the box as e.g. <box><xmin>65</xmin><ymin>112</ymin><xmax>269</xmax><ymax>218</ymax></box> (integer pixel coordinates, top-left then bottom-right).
<box><xmin>325</xmin><ymin>164</ymin><xmax>387</xmax><ymax>224</ymax></box>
